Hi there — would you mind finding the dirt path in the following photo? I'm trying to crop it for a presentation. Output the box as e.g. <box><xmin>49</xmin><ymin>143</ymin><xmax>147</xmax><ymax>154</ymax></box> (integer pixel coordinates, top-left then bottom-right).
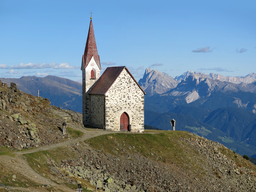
<box><xmin>16</xmin><ymin>128</ymin><xmax>114</xmax><ymax>155</ymax></box>
<box><xmin>0</xmin><ymin>119</ymin><xmax>115</xmax><ymax>192</ymax></box>
<box><xmin>0</xmin><ymin>155</ymin><xmax>73</xmax><ymax>192</ymax></box>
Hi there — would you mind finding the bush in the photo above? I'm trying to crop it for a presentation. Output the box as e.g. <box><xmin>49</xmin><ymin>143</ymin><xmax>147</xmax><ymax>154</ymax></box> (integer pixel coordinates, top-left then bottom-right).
<box><xmin>243</xmin><ymin>155</ymin><xmax>249</xmax><ymax>160</ymax></box>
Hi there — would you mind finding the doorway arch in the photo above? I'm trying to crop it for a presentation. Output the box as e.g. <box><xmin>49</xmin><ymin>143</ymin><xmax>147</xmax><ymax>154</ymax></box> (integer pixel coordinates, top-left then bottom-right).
<box><xmin>120</xmin><ymin>112</ymin><xmax>129</xmax><ymax>131</ymax></box>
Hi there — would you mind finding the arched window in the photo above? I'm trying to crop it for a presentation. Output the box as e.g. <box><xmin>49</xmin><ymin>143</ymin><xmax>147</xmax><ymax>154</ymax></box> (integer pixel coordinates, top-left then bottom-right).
<box><xmin>91</xmin><ymin>69</ymin><xmax>95</xmax><ymax>79</ymax></box>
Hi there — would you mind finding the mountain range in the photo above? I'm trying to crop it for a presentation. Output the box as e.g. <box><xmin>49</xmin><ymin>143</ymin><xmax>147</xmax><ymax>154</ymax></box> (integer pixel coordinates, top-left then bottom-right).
<box><xmin>0</xmin><ymin>75</ymin><xmax>82</xmax><ymax>112</ymax></box>
<box><xmin>2</xmin><ymin>69</ymin><xmax>256</xmax><ymax>156</ymax></box>
<box><xmin>175</xmin><ymin>70</ymin><xmax>256</xmax><ymax>84</ymax></box>
<box><xmin>142</xmin><ymin>69</ymin><xmax>256</xmax><ymax>113</ymax></box>
<box><xmin>138</xmin><ymin>68</ymin><xmax>178</xmax><ymax>96</ymax></box>
<box><xmin>141</xmin><ymin>68</ymin><xmax>256</xmax><ymax>157</ymax></box>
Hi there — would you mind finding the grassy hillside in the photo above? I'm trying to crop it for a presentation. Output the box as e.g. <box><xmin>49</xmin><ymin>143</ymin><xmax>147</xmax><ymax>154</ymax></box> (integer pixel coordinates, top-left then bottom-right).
<box><xmin>1</xmin><ymin>126</ymin><xmax>256</xmax><ymax>191</ymax></box>
<box><xmin>0</xmin><ymin>76</ymin><xmax>82</xmax><ymax>112</ymax></box>
<box><xmin>17</xmin><ymin>130</ymin><xmax>256</xmax><ymax>191</ymax></box>
<box><xmin>145</xmin><ymin>105</ymin><xmax>256</xmax><ymax>157</ymax></box>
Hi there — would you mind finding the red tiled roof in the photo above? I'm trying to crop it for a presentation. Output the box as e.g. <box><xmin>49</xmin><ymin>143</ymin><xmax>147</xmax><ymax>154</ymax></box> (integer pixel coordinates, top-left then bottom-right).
<box><xmin>82</xmin><ymin>19</ymin><xmax>101</xmax><ymax>70</ymax></box>
<box><xmin>89</xmin><ymin>66</ymin><xmax>146</xmax><ymax>95</ymax></box>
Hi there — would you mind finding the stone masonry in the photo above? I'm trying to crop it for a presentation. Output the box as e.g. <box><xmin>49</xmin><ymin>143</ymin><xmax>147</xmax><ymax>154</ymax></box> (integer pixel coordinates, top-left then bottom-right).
<box><xmin>105</xmin><ymin>69</ymin><xmax>144</xmax><ymax>132</ymax></box>
<box><xmin>89</xmin><ymin>94</ymin><xmax>105</xmax><ymax>128</ymax></box>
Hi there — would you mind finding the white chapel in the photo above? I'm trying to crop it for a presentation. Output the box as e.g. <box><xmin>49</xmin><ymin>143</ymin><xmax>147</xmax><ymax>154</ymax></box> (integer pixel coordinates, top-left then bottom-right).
<box><xmin>81</xmin><ymin>17</ymin><xmax>145</xmax><ymax>132</ymax></box>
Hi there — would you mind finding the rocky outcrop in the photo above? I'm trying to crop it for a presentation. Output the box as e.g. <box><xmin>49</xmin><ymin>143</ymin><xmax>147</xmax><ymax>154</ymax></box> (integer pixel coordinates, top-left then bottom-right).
<box><xmin>209</xmin><ymin>72</ymin><xmax>256</xmax><ymax>84</ymax></box>
<box><xmin>184</xmin><ymin>135</ymin><xmax>256</xmax><ymax>191</ymax></box>
<box><xmin>139</xmin><ymin>68</ymin><xmax>178</xmax><ymax>96</ymax></box>
<box><xmin>0</xmin><ymin>76</ymin><xmax>82</xmax><ymax>113</ymax></box>
<box><xmin>47</xmin><ymin>133</ymin><xmax>256</xmax><ymax>192</ymax></box>
<box><xmin>0</xmin><ymin>82</ymin><xmax>79</xmax><ymax>150</ymax></box>
<box><xmin>50</xmin><ymin>145</ymin><xmax>201</xmax><ymax>192</ymax></box>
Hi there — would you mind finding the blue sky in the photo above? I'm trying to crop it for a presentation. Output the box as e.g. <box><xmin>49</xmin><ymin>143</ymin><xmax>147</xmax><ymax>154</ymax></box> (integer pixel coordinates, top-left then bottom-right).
<box><xmin>1</xmin><ymin>0</ymin><xmax>255</xmax><ymax>82</ymax></box>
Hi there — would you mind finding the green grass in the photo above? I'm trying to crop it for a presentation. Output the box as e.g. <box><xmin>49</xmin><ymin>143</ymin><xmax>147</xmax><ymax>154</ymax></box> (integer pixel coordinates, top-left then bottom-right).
<box><xmin>85</xmin><ymin>131</ymin><xmax>207</xmax><ymax>177</ymax></box>
<box><xmin>24</xmin><ymin>146</ymin><xmax>94</xmax><ymax>191</ymax></box>
<box><xmin>0</xmin><ymin>163</ymin><xmax>39</xmax><ymax>188</ymax></box>
<box><xmin>66</xmin><ymin>127</ymin><xmax>84</xmax><ymax>138</ymax></box>
<box><xmin>25</xmin><ymin>147</ymin><xmax>78</xmax><ymax>173</ymax></box>
<box><xmin>24</xmin><ymin>150</ymin><xmax>52</xmax><ymax>178</ymax></box>
<box><xmin>0</xmin><ymin>146</ymin><xmax>14</xmax><ymax>156</ymax></box>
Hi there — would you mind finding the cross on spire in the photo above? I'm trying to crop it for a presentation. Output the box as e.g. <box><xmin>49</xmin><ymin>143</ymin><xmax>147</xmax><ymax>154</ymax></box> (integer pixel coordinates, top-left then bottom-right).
<box><xmin>90</xmin><ymin>12</ymin><xmax>92</xmax><ymax>20</ymax></box>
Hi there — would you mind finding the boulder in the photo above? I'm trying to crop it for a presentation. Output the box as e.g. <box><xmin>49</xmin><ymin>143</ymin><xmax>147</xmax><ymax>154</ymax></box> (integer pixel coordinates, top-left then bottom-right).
<box><xmin>3</xmin><ymin>83</ymin><xmax>8</xmax><ymax>88</ymax></box>
<box><xmin>10</xmin><ymin>82</ymin><xmax>18</xmax><ymax>92</ymax></box>
<box><xmin>18</xmin><ymin>116</ymin><xmax>27</xmax><ymax>125</ymax></box>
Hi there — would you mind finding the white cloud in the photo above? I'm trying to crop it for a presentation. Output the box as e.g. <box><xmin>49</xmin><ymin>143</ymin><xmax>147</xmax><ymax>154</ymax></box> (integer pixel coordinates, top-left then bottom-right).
<box><xmin>8</xmin><ymin>69</ymin><xmax>21</xmax><ymax>74</ymax></box>
<box><xmin>150</xmin><ymin>63</ymin><xmax>163</xmax><ymax>67</ymax></box>
<box><xmin>0</xmin><ymin>64</ymin><xmax>7</xmax><ymax>68</ymax></box>
<box><xmin>0</xmin><ymin>63</ymin><xmax>79</xmax><ymax>69</ymax></box>
<box><xmin>192</xmin><ymin>47</ymin><xmax>213</xmax><ymax>53</ymax></box>
<box><xmin>54</xmin><ymin>63</ymin><xmax>77</xmax><ymax>69</ymax></box>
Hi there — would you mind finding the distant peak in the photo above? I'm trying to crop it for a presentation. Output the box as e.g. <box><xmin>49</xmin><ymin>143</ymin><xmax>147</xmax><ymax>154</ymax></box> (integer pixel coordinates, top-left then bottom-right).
<box><xmin>145</xmin><ymin>68</ymin><xmax>153</xmax><ymax>73</ymax></box>
<box><xmin>145</xmin><ymin>68</ymin><xmax>162</xmax><ymax>74</ymax></box>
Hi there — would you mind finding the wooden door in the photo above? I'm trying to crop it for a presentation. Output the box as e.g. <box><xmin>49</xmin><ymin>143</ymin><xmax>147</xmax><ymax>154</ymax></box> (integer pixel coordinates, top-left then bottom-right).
<box><xmin>120</xmin><ymin>112</ymin><xmax>129</xmax><ymax>131</ymax></box>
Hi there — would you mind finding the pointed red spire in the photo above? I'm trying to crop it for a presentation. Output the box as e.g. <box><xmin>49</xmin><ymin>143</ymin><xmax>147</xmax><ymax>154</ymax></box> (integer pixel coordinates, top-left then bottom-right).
<box><xmin>83</xmin><ymin>18</ymin><xmax>101</xmax><ymax>69</ymax></box>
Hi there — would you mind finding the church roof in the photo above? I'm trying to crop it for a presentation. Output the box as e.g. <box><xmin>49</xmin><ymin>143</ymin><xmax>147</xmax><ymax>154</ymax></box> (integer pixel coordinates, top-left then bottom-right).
<box><xmin>82</xmin><ymin>18</ymin><xmax>101</xmax><ymax>70</ymax></box>
<box><xmin>89</xmin><ymin>66</ymin><xmax>146</xmax><ymax>95</ymax></box>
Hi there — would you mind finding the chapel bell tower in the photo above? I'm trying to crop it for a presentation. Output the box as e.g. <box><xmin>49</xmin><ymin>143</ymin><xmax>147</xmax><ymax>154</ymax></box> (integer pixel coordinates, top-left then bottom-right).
<box><xmin>81</xmin><ymin>16</ymin><xmax>101</xmax><ymax>126</ymax></box>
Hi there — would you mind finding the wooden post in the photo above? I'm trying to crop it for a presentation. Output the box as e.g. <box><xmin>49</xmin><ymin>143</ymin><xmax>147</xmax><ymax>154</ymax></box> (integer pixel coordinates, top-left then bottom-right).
<box><xmin>37</xmin><ymin>90</ymin><xmax>39</xmax><ymax>97</ymax></box>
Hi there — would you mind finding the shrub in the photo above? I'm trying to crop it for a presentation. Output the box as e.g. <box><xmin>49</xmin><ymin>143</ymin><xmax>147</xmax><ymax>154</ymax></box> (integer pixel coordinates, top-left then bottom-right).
<box><xmin>243</xmin><ymin>155</ymin><xmax>249</xmax><ymax>160</ymax></box>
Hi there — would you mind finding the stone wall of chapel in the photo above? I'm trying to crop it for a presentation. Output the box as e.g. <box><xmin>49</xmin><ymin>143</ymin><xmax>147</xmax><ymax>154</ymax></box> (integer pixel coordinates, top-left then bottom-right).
<box><xmin>89</xmin><ymin>95</ymin><xmax>105</xmax><ymax>128</ymax></box>
<box><xmin>105</xmin><ymin>69</ymin><xmax>144</xmax><ymax>132</ymax></box>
